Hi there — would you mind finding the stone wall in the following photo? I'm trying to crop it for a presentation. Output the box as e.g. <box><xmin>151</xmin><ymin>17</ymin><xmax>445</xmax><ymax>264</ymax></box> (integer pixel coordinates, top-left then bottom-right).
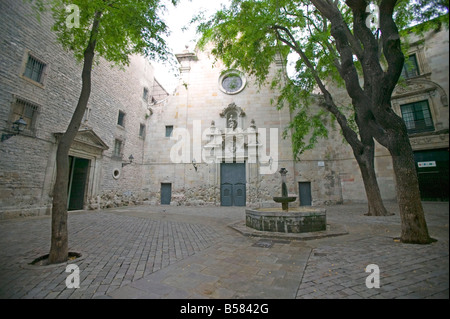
<box><xmin>0</xmin><ymin>1</ymin><xmax>160</xmax><ymax>218</ymax></box>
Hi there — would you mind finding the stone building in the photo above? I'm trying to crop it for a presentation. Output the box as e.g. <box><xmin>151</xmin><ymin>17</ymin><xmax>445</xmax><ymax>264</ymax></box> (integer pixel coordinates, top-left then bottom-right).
<box><xmin>391</xmin><ymin>28</ymin><xmax>449</xmax><ymax>201</ymax></box>
<box><xmin>142</xmin><ymin>47</ymin><xmax>296</xmax><ymax>208</ymax></box>
<box><xmin>0</xmin><ymin>1</ymin><xmax>168</xmax><ymax>218</ymax></box>
<box><xmin>143</xmin><ymin>24</ymin><xmax>449</xmax><ymax>208</ymax></box>
<box><xmin>0</xmin><ymin>1</ymin><xmax>448</xmax><ymax>219</ymax></box>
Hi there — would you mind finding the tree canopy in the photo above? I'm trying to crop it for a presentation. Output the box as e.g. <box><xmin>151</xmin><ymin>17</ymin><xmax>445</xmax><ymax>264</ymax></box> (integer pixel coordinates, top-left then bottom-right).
<box><xmin>196</xmin><ymin>0</ymin><xmax>447</xmax><ymax>239</ymax></box>
<box><xmin>30</xmin><ymin>0</ymin><xmax>178</xmax><ymax>66</ymax></box>
<box><xmin>196</xmin><ymin>0</ymin><xmax>449</xmax><ymax>157</ymax></box>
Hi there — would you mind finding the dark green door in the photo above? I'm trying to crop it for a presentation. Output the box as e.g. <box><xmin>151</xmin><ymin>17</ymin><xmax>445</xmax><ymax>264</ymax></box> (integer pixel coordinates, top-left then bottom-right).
<box><xmin>161</xmin><ymin>183</ymin><xmax>172</xmax><ymax>205</ymax></box>
<box><xmin>221</xmin><ymin>183</ymin><xmax>233</xmax><ymax>206</ymax></box>
<box><xmin>220</xmin><ymin>163</ymin><xmax>246</xmax><ymax>206</ymax></box>
<box><xmin>68</xmin><ymin>156</ymin><xmax>90</xmax><ymax>211</ymax></box>
<box><xmin>233</xmin><ymin>183</ymin><xmax>246</xmax><ymax>206</ymax></box>
<box><xmin>414</xmin><ymin>148</ymin><xmax>449</xmax><ymax>201</ymax></box>
<box><xmin>299</xmin><ymin>182</ymin><xmax>312</xmax><ymax>206</ymax></box>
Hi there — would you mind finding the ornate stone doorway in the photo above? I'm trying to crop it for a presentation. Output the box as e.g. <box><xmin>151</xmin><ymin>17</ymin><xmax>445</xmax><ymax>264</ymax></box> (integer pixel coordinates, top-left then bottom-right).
<box><xmin>54</xmin><ymin>129</ymin><xmax>108</xmax><ymax>211</ymax></box>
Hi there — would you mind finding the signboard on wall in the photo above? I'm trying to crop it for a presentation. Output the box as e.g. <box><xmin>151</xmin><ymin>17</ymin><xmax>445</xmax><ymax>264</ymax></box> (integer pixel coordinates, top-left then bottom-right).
<box><xmin>417</xmin><ymin>161</ymin><xmax>437</xmax><ymax>168</ymax></box>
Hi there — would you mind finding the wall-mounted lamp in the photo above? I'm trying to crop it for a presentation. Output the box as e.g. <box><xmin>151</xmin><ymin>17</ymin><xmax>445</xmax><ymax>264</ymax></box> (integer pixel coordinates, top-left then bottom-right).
<box><xmin>1</xmin><ymin>117</ymin><xmax>27</xmax><ymax>142</ymax></box>
<box><xmin>122</xmin><ymin>154</ymin><xmax>134</xmax><ymax>167</ymax></box>
<box><xmin>192</xmin><ymin>158</ymin><xmax>198</xmax><ymax>172</ymax></box>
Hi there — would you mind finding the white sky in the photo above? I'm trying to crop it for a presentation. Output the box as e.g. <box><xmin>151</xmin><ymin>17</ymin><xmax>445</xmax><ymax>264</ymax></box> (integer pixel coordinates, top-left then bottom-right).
<box><xmin>152</xmin><ymin>0</ymin><xmax>231</xmax><ymax>93</ymax></box>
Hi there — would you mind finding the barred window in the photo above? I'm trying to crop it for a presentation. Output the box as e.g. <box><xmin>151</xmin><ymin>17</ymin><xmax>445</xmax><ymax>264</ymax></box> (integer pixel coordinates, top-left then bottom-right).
<box><xmin>400</xmin><ymin>100</ymin><xmax>434</xmax><ymax>134</ymax></box>
<box><xmin>10</xmin><ymin>97</ymin><xmax>39</xmax><ymax>135</ymax></box>
<box><xmin>23</xmin><ymin>54</ymin><xmax>46</xmax><ymax>84</ymax></box>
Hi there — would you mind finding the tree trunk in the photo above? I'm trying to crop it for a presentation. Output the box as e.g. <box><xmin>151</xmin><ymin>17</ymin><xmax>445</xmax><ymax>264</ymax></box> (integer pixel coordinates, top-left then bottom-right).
<box><xmin>321</xmin><ymin>98</ymin><xmax>391</xmax><ymax>216</ymax></box>
<box><xmin>310</xmin><ymin>0</ymin><xmax>431</xmax><ymax>242</ymax></box>
<box><xmin>354</xmin><ymin>149</ymin><xmax>391</xmax><ymax>216</ymax></box>
<box><xmin>48</xmin><ymin>11</ymin><xmax>102</xmax><ymax>264</ymax></box>
<box><xmin>354</xmin><ymin>105</ymin><xmax>391</xmax><ymax>216</ymax></box>
<box><xmin>388</xmin><ymin>131</ymin><xmax>432</xmax><ymax>244</ymax></box>
<box><xmin>48</xmin><ymin>144</ymin><xmax>70</xmax><ymax>264</ymax></box>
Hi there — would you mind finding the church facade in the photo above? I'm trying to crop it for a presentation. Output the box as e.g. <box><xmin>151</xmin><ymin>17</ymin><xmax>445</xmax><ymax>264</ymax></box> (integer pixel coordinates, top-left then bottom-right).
<box><xmin>141</xmin><ymin>48</ymin><xmax>299</xmax><ymax>208</ymax></box>
<box><xmin>145</xmin><ymin>28</ymin><xmax>449</xmax><ymax>208</ymax></box>
<box><xmin>0</xmin><ymin>0</ymin><xmax>448</xmax><ymax>219</ymax></box>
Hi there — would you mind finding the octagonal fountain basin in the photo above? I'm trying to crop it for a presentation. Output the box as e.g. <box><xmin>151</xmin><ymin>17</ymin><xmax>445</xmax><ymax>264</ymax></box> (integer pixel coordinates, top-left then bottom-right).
<box><xmin>245</xmin><ymin>207</ymin><xmax>326</xmax><ymax>234</ymax></box>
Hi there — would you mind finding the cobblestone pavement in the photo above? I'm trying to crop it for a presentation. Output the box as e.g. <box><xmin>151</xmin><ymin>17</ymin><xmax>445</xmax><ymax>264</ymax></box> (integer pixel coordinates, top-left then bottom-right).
<box><xmin>0</xmin><ymin>202</ymin><xmax>448</xmax><ymax>299</ymax></box>
<box><xmin>0</xmin><ymin>210</ymin><xmax>221</xmax><ymax>298</ymax></box>
<box><xmin>297</xmin><ymin>236</ymin><xmax>448</xmax><ymax>299</ymax></box>
<box><xmin>297</xmin><ymin>202</ymin><xmax>449</xmax><ymax>299</ymax></box>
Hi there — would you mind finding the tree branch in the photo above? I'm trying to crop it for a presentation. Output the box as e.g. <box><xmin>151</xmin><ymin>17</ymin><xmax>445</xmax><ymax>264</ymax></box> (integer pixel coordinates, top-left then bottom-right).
<box><xmin>272</xmin><ymin>25</ymin><xmax>330</xmax><ymax>97</ymax></box>
<box><xmin>311</xmin><ymin>0</ymin><xmax>366</xmax><ymax>103</ymax></box>
<box><xmin>302</xmin><ymin>12</ymin><xmax>342</xmax><ymax>71</ymax></box>
<box><xmin>380</xmin><ymin>0</ymin><xmax>404</xmax><ymax>95</ymax></box>
<box><xmin>271</xmin><ymin>24</ymin><xmax>363</xmax><ymax>152</ymax></box>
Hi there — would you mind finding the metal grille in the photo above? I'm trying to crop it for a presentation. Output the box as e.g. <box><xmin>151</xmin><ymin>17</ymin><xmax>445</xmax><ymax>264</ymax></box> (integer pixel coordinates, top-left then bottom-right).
<box><xmin>252</xmin><ymin>239</ymin><xmax>274</xmax><ymax>248</ymax></box>
<box><xmin>23</xmin><ymin>55</ymin><xmax>46</xmax><ymax>83</ymax></box>
<box><xmin>12</xmin><ymin>98</ymin><xmax>39</xmax><ymax>130</ymax></box>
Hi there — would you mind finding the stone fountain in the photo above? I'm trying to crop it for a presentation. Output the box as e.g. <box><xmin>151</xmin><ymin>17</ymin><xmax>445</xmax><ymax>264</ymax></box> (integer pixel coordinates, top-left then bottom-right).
<box><xmin>245</xmin><ymin>168</ymin><xmax>327</xmax><ymax>234</ymax></box>
<box><xmin>272</xmin><ymin>168</ymin><xmax>297</xmax><ymax>212</ymax></box>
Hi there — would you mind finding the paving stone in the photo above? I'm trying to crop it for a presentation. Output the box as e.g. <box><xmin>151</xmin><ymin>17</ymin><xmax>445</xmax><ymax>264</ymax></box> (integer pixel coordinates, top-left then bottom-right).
<box><xmin>0</xmin><ymin>203</ymin><xmax>448</xmax><ymax>299</ymax></box>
